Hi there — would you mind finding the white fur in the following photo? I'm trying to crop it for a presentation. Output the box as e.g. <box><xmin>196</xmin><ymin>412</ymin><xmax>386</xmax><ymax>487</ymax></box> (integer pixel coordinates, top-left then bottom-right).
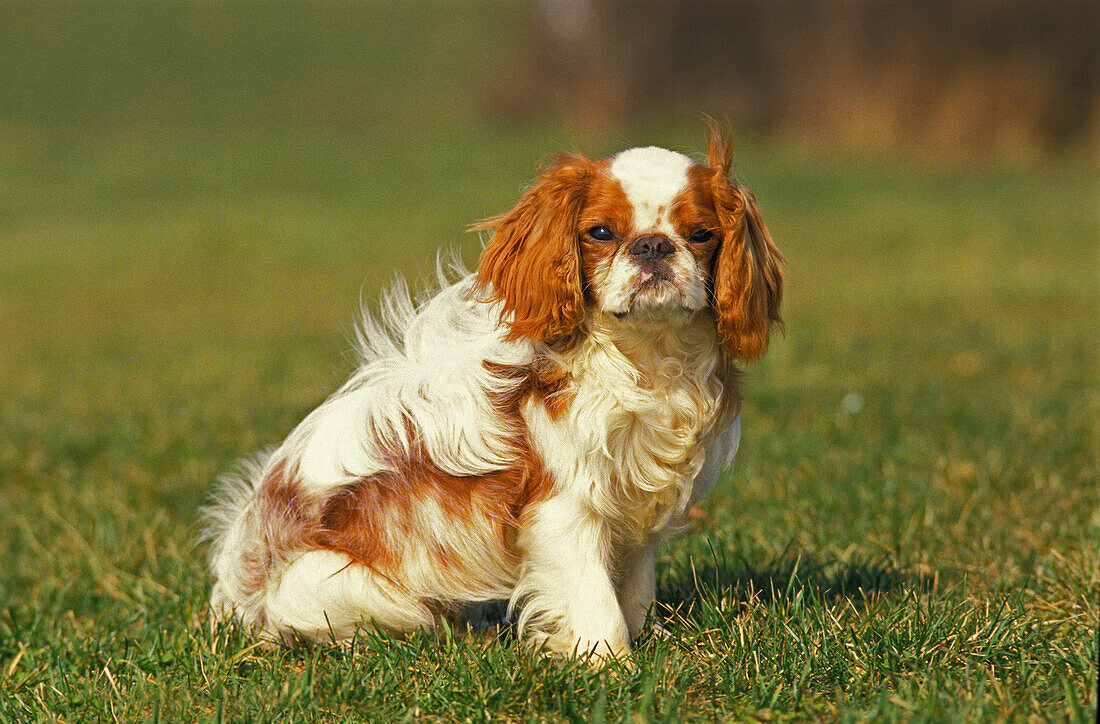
<box><xmin>294</xmin><ymin>272</ymin><xmax>530</xmax><ymax>493</ymax></box>
<box><xmin>609</xmin><ymin>147</ymin><xmax>692</xmax><ymax>235</ymax></box>
<box><xmin>509</xmin><ymin>308</ymin><xmax>737</xmax><ymax>651</ymax></box>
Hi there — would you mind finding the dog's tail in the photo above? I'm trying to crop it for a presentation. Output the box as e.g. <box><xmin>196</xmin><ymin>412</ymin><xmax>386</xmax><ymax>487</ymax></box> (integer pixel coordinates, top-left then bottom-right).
<box><xmin>201</xmin><ymin>450</ymin><xmax>309</xmax><ymax>632</ymax></box>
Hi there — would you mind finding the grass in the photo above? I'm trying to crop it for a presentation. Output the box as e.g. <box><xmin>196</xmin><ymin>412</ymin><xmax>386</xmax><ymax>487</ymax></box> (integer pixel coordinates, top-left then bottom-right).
<box><xmin>1</xmin><ymin>3</ymin><xmax>1097</xmax><ymax>722</ymax></box>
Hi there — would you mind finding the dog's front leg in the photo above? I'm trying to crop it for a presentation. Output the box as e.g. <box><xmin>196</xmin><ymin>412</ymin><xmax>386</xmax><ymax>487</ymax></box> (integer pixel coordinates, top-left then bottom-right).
<box><xmin>617</xmin><ymin>542</ymin><xmax>656</xmax><ymax>640</ymax></box>
<box><xmin>511</xmin><ymin>495</ymin><xmax>631</xmax><ymax>659</ymax></box>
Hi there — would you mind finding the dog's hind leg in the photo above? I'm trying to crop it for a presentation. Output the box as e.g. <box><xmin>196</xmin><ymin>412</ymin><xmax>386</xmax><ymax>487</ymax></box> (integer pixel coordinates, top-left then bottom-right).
<box><xmin>262</xmin><ymin>549</ymin><xmax>433</xmax><ymax>643</ymax></box>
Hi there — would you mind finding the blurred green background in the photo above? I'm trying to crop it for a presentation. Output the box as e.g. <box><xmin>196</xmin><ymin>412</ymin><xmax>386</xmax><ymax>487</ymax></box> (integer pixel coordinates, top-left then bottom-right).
<box><xmin>0</xmin><ymin>2</ymin><xmax>1096</xmax><ymax>720</ymax></box>
<box><xmin>1</xmin><ymin>0</ymin><xmax>1095</xmax><ymax>363</ymax></box>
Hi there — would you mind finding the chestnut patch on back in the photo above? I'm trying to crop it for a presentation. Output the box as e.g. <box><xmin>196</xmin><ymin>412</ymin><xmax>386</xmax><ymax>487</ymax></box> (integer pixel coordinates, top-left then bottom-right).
<box><xmin>313</xmin><ymin>372</ymin><xmax>554</xmax><ymax>578</ymax></box>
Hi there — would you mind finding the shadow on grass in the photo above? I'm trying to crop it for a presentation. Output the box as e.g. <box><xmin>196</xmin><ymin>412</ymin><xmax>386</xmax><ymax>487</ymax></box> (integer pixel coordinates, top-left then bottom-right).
<box><xmin>656</xmin><ymin>542</ymin><xmax>932</xmax><ymax>618</ymax></box>
<box><xmin>408</xmin><ymin>544</ymin><xmax>932</xmax><ymax>649</ymax></box>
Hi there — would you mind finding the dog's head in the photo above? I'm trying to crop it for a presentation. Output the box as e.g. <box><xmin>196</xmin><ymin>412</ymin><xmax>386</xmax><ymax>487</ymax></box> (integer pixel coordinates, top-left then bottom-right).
<box><xmin>474</xmin><ymin>130</ymin><xmax>785</xmax><ymax>361</ymax></box>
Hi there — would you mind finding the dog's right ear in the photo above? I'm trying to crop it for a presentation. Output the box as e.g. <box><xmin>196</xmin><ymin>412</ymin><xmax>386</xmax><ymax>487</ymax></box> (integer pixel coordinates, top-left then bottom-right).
<box><xmin>472</xmin><ymin>154</ymin><xmax>593</xmax><ymax>343</ymax></box>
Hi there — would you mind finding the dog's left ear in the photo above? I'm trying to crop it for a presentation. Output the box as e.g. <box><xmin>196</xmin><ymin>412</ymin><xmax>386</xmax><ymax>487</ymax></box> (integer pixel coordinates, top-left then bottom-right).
<box><xmin>707</xmin><ymin>132</ymin><xmax>786</xmax><ymax>362</ymax></box>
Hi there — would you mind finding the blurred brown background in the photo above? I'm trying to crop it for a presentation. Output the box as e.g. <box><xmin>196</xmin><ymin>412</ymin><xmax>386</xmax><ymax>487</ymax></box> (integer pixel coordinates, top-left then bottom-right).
<box><xmin>489</xmin><ymin>0</ymin><xmax>1099</xmax><ymax>156</ymax></box>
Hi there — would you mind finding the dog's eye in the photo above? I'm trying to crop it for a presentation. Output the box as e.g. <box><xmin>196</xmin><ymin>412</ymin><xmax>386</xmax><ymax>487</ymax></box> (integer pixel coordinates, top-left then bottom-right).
<box><xmin>690</xmin><ymin>229</ymin><xmax>714</xmax><ymax>243</ymax></box>
<box><xmin>587</xmin><ymin>226</ymin><xmax>614</xmax><ymax>241</ymax></box>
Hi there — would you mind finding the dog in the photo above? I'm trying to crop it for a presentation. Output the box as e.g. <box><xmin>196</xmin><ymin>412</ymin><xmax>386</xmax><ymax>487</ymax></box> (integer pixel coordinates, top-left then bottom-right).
<box><xmin>205</xmin><ymin>129</ymin><xmax>784</xmax><ymax>659</ymax></box>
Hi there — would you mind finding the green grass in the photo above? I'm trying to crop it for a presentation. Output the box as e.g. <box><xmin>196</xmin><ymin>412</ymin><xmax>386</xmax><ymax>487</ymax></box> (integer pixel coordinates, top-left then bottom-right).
<box><xmin>1</xmin><ymin>3</ymin><xmax>1097</xmax><ymax>722</ymax></box>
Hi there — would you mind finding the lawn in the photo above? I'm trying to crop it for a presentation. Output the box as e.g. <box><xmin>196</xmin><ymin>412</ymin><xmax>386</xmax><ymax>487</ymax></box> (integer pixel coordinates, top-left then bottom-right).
<box><xmin>1</xmin><ymin>4</ymin><xmax>1097</xmax><ymax>722</ymax></box>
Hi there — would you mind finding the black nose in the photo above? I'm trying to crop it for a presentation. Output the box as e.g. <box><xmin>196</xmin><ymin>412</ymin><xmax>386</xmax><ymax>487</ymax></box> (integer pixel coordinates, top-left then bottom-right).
<box><xmin>629</xmin><ymin>235</ymin><xmax>674</xmax><ymax>262</ymax></box>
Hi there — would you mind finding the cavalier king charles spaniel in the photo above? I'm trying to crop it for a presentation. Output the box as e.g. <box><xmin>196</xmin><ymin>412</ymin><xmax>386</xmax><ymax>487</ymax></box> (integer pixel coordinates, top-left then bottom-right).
<box><xmin>206</xmin><ymin>130</ymin><xmax>784</xmax><ymax>659</ymax></box>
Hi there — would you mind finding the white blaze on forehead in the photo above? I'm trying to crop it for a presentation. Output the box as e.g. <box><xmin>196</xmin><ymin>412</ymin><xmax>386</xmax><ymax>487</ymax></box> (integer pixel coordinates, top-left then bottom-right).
<box><xmin>608</xmin><ymin>147</ymin><xmax>692</xmax><ymax>234</ymax></box>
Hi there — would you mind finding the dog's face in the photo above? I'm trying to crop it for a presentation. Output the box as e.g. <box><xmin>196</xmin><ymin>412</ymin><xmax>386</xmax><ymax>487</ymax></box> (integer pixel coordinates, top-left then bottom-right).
<box><xmin>475</xmin><ymin>132</ymin><xmax>785</xmax><ymax>361</ymax></box>
<box><xmin>579</xmin><ymin>147</ymin><xmax>720</xmax><ymax>318</ymax></box>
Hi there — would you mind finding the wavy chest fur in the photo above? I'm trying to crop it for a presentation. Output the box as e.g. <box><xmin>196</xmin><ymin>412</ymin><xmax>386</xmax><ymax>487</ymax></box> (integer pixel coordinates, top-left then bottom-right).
<box><xmin>525</xmin><ymin>312</ymin><xmax>727</xmax><ymax>543</ymax></box>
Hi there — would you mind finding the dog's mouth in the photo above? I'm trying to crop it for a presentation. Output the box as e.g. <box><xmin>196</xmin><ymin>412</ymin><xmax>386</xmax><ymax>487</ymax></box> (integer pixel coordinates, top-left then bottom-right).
<box><xmin>616</xmin><ymin>265</ymin><xmax>686</xmax><ymax>316</ymax></box>
<box><xmin>635</xmin><ymin>266</ymin><xmax>671</xmax><ymax>288</ymax></box>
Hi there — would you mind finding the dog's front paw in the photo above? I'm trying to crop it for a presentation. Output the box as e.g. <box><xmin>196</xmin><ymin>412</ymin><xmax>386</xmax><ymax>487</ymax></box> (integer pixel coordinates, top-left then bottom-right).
<box><xmin>532</xmin><ymin>628</ymin><xmax>631</xmax><ymax>662</ymax></box>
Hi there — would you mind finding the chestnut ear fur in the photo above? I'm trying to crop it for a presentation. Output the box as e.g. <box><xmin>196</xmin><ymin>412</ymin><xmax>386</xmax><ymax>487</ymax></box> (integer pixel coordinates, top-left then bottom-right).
<box><xmin>472</xmin><ymin>154</ymin><xmax>592</xmax><ymax>344</ymax></box>
<box><xmin>707</xmin><ymin>131</ymin><xmax>786</xmax><ymax>362</ymax></box>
